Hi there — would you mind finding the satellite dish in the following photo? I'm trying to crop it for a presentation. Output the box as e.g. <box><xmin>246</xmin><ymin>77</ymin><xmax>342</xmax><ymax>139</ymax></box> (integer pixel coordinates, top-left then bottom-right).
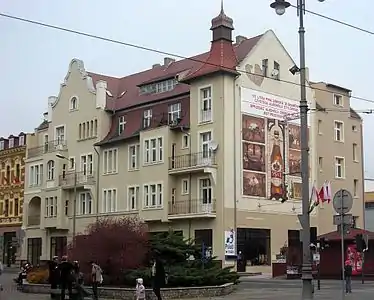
<box><xmin>271</xmin><ymin>69</ymin><xmax>279</xmax><ymax>77</ymax></box>
<box><xmin>209</xmin><ymin>141</ymin><xmax>218</xmax><ymax>151</ymax></box>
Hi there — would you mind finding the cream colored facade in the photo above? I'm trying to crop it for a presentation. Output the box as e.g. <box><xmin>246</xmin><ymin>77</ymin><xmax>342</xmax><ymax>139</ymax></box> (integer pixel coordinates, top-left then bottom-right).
<box><xmin>22</xmin><ymin>31</ymin><xmax>364</xmax><ymax>272</ymax></box>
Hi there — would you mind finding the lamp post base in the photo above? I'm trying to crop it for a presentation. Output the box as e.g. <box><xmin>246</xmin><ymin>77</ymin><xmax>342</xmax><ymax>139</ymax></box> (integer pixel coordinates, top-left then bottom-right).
<box><xmin>301</xmin><ymin>263</ymin><xmax>314</xmax><ymax>299</ymax></box>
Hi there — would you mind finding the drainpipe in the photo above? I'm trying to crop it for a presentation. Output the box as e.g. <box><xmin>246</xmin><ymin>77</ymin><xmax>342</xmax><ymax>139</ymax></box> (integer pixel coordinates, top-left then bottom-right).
<box><xmin>181</xmin><ymin>128</ymin><xmax>192</xmax><ymax>239</ymax></box>
<box><xmin>94</xmin><ymin>146</ymin><xmax>100</xmax><ymax>222</ymax></box>
<box><xmin>360</xmin><ymin>123</ymin><xmax>365</xmax><ymax>230</ymax></box>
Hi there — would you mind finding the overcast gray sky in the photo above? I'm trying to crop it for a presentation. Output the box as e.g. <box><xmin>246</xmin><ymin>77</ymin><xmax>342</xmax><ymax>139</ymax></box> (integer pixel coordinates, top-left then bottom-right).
<box><xmin>1</xmin><ymin>0</ymin><xmax>373</xmax><ymax>188</ymax></box>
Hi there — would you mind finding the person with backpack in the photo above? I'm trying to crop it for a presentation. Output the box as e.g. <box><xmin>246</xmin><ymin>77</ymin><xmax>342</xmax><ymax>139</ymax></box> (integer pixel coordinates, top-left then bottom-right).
<box><xmin>90</xmin><ymin>261</ymin><xmax>103</xmax><ymax>300</ymax></box>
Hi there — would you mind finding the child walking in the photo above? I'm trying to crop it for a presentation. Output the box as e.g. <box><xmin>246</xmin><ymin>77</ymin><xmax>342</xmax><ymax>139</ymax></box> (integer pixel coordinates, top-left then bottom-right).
<box><xmin>136</xmin><ymin>278</ymin><xmax>146</xmax><ymax>300</ymax></box>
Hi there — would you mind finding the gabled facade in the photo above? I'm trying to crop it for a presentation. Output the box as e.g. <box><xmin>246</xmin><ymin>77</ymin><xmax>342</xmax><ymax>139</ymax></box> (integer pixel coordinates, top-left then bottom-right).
<box><xmin>21</xmin><ymin>6</ymin><xmax>365</xmax><ymax>273</ymax></box>
<box><xmin>0</xmin><ymin>132</ymin><xmax>29</xmax><ymax>265</ymax></box>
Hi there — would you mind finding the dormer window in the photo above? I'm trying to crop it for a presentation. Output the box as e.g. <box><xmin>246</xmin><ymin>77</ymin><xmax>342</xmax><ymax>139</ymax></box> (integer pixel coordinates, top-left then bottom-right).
<box><xmin>8</xmin><ymin>138</ymin><xmax>14</xmax><ymax>148</ymax></box>
<box><xmin>118</xmin><ymin>116</ymin><xmax>126</xmax><ymax>135</ymax></box>
<box><xmin>168</xmin><ymin>103</ymin><xmax>181</xmax><ymax>124</ymax></box>
<box><xmin>19</xmin><ymin>135</ymin><xmax>25</xmax><ymax>146</ymax></box>
<box><xmin>70</xmin><ymin>96</ymin><xmax>78</xmax><ymax>110</ymax></box>
<box><xmin>139</xmin><ymin>79</ymin><xmax>177</xmax><ymax>95</ymax></box>
<box><xmin>273</xmin><ymin>61</ymin><xmax>280</xmax><ymax>80</ymax></box>
<box><xmin>0</xmin><ymin>141</ymin><xmax>3</xmax><ymax>150</ymax></box>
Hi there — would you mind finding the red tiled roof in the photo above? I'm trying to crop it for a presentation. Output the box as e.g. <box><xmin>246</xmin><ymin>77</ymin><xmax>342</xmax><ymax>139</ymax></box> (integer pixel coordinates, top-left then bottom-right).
<box><xmin>88</xmin><ymin>33</ymin><xmax>263</xmax><ymax>112</ymax></box>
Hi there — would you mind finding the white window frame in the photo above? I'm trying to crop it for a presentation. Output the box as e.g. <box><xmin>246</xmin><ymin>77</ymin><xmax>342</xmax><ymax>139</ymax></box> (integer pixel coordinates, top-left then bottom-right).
<box><xmin>8</xmin><ymin>138</ymin><xmax>14</xmax><ymax>148</ymax></box>
<box><xmin>198</xmin><ymin>177</ymin><xmax>213</xmax><ymax>213</ymax></box>
<box><xmin>143</xmin><ymin>183</ymin><xmax>163</xmax><ymax>209</ymax></box>
<box><xmin>47</xmin><ymin>160</ymin><xmax>55</xmax><ymax>181</ymax></box>
<box><xmin>79</xmin><ymin>192</ymin><xmax>92</xmax><ymax>215</ymax></box>
<box><xmin>334</xmin><ymin>121</ymin><xmax>344</xmax><ymax>142</ymax></box>
<box><xmin>128</xmin><ymin>144</ymin><xmax>140</xmax><ymax>170</ymax></box>
<box><xmin>143</xmin><ymin>109</ymin><xmax>152</xmax><ymax>128</ymax></box>
<box><xmin>181</xmin><ymin>134</ymin><xmax>190</xmax><ymax>149</ymax></box>
<box><xmin>45</xmin><ymin>196</ymin><xmax>57</xmax><ymax>217</ymax></box>
<box><xmin>353</xmin><ymin>143</ymin><xmax>358</xmax><ymax>162</ymax></box>
<box><xmin>118</xmin><ymin>116</ymin><xmax>126</xmax><ymax>134</ymax></box>
<box><xmin>69</xmin><ymin>157</ymin><xmax>75</xmax><ymax>170</ymax></box>
<box><xmin>168</xmin><ymin>103</ymin><xmax>181</xmax><ymax>123</ymax></box>
<box><xmin>19</xmin><ymin>135</ymin><xmax>25</xmax><ymax>146</ymax></box>
<box><xmin>127</xmin><ymin>185</ymin><xmax>139</xmax><ymax>211</ymax></box>
<box><xmin>199</xmin><ymin>85</ymin><xmax>213</xmax><ymax>123</ymax></box>
<box><xmin>80</xmin><ymin>153</ymin><xmax>93</xmax><ymax>175</ymax></box>
<box><xmin>334</xmin><ymin>156</ymin><xmax>345</xmax><ymax>179</ymax></box>
<box><xmin>102</xmin><ymin>189</ymin><xmax>117</xmax><ymax>213</ymax></box>
<box><xmin>102</xmin><ymin>148</ymin><xmax>118</xmax><ymax>175</ymax></box>
<box><xmin>333</xmin><ymin>94</ymin><xmax>343</xmax><ymax>107</ymax></box>
<box><xmin>29</xmin><ymin>163</ymin><xmax>43</xmax><ymax>186</ymax></box>
<box><xmin>69</xmin><ymin>96</ymin><xmax>79</xmax><ymax>111</ymax></box>
<box><xmin>54</xmin><ymin>125</ymin><xmax>66</xmax><ymax>145</ymax></box>
<box><xmin>181</xmin><ymin>178</ymin><xmax>189</xmax><ymax>195</ymax></box>
<box><xmin>198</xmin><ymin>130</ymin><xmax>213</xmax><ymax>160</ymax></box>
<box><xmin>0</xmin><ymin>141</ymin><xmax>4</xmax><ymax>150</ymax></box>
<box><xmin>143</xmin><ymin>137</ymin><xmax>163</xmax><ymax>165</ymax></box>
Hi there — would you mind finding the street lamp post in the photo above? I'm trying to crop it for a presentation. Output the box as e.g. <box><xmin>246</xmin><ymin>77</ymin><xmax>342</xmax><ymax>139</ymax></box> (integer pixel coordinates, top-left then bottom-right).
<box><xmin>56</xmin><ymin>153</ymin><xmax>77</xmax><ymax>245</ymax></box>
<box><xmin>270</xmin><ymin>0</ymin><xmax>326</xmax><ymax>299</ymax></box>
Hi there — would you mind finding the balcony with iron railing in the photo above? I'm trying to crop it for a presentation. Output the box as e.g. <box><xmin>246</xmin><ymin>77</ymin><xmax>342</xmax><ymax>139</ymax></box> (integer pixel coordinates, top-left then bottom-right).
<box><xmin>168</xmin><ymin>198</ymin><xmax>216</xmax><ymax>219</ymax></box>
<box><xmin>59</xmin><ymin>171</ymin><xmax>95</xmax><ymax>188</ymax></box>
<box><xmin>27</xmin><ymin>140</ymin><xmax>67</xmax><ymax>159</ymax></box>
<box><xmin>168</xmin><ymin>152</ymin><xmax>217</xmax><ymax>173</ymax></box>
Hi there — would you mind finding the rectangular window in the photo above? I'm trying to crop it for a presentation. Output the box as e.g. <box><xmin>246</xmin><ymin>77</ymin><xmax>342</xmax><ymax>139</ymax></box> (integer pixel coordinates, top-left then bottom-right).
<box><xmin>55</xmin><ymin>126</ymin><xmax>65</xmax><ymax>144</ymax></box>
<box><xmin>144</xmin><ymin>138</ymin><xmax>163</xmax><ymax>164</ymax></box>
<box><xmin>9</xmin><ymin>138</ymin><xmax>14</xmax><ymax>148</ymax></box>
<box><xmin>181</xmin><ymin>179</ymin><xmax>189</xmax><ymax>195</ymax></box>
<box><xmin>102</xmin><ymin>189</ymin><xmax>117</xmax><ymax>213</ymax></box>
<box><xmin>262</xmin><ymin>59</ymin><xmax>268</xmax><ymax>77</ymax></box>
<box><xmin>19</xmin><ymin>135</ymin><xmax>25</xmax><ymax>146</ymax></box>
<box><xmin>128</xmin><ymin>144</ymin><xmax>140</xmax><ymax>170</ymax></box>
<box><xmin>333</xmin><ymin>94</ymin><xmax>343</xmax><ymax>106</ymax></box>
<box><xmin>200</xmin><ymin>131</ymin><xmax>212</xmax><ymax>159</ymax></box>
<box><xmin>29</xmin><ymin>164</ymin><xmax>43</xmax><ymax>186</ymax></box>
<box><xmin>334</xmin><ymin>121</ymin><xmax>344</xmax><ymax>142</ymax></box>
<box><xmin>200</xmin><ymin>87</ymin><xmax>212</xmax><ymax>123</ymax></box>
<box><xmin>143</xmin><ymin>183</ymin><xmax>163</xmax><ymax>208</ymax></box>
<box><xmin>118</xmin><ymin>116</ymin><xmax>126</xmax><ymax>134</ymax></box>
<box><xmin>79</xmin><ymin>192</ymin><xmax>92</xmax><ymax>215</ymax></box>
<box><xmin>0</xmin><ymin>141</ymin><xmax>3</xmax><ymax>150</ymax></box>
<box><xmin>45</xmin><ymin>197</ymin><xmax>57</xmax><ymax>217</ymax></box>
<box><xmin>128</xmin><ymin>186</ymin><xmax>139</xmax><ymax>210</ymax></box>
<box><xmin>103</xmin><ymin>149</ymin><xmax>118</xmax><ymax>174</ymax></box>
<box><xmin>335</xmin><ymin>157</ymin><xmax>345</xmax><ymax>179</ymax></box>
<box><xmin>143</xmin><ymin>109</ymin><xmax>152</xmax><ymax>128</ymax></box>
<box><xmin>353</xmin><ymin>143</ymin><xmax>358</xmax><ymax>162</ymax></box>
<box><xmin>318</xmin><ymin>120</ymin><xmax>322</xmax><ymax>134</ymax></box>
<box><xmin>69</xmin><ymin>157</ymin><xmax>75</xmax><ymax>170</ymax></box>
<box><xmin>354</xmin><ymin>179</ymin><xmax>358</xmax><ymax>197</ymax></box>
<box><xmin>273</xmin><ymin>61</ymin><xmax>280</xmax><ymax>80</ymax></box>
<box><xmin>182</xmin><ymin>134</ymin><xmax>189</xmax><ymax>149</ymax></box>
<box><xmin>168</xmin><ymin>103</ymin><xmax>181</xmax><ymax>124</ymax></box>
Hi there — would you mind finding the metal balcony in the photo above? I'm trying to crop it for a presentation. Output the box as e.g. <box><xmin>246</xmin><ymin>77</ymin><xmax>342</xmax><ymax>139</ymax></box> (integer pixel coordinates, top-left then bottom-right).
<box><xmin>168</xmin><ymin>198</ymin><xmax>216</xmax><ymax>219</ymax></box>
<box><xmin>168</xmin><ymin>152</ymin><xmax>217</xmax><ymax>174</ymax></box>
<box><xmin>27</xmin><ymin>140</ymin><xmax>67</xmax><ymax>159</ymax></box>
<box><xmin>59</xmin><ymin>171</ymin><xmax>95</xmax><ymax>188</ymax></box>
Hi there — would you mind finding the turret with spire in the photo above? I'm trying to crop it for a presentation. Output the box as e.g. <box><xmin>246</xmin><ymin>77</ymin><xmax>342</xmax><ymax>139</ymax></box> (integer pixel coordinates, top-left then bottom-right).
<box><xmin>211</xmin><ymin>0</ymin><xmax>234</xmax><ymax>42</ymax></box>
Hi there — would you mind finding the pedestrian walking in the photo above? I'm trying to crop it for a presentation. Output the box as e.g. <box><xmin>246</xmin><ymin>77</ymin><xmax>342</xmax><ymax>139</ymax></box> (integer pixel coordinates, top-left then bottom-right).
<box><xmin>135</xmin><ymin>278</ymin><xmax>145</xmax><ymax>300</ymax></box>
<box><xmin>344</xmin><ymin>260</ymin><xmax>353</xmax><ymax>293</ymax></box>
<box><xmin>151</xmin><ymin>254</ymin><xmax>165</xmax><ymax>300</ymax></box>
<box><xmin>48</xmin><ymin>256</ymin><xmax>59</xmax><ymax>299</ymax></box>
<box><xmin>59</xmin><ymin>256</ymin><xmax>74</xmax><ymax>300</ymax></box>
<box><xmin>90</xmin><ymin>261</ymin><xmax>103</xmax><ymax>300</ymax></box>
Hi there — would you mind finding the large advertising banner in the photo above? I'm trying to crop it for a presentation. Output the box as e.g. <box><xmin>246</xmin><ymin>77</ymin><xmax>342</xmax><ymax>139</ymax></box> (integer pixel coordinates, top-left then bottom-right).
<box><xmin>346</xmin><ymin>244</ymin><xmax>362</xmax><ymax>275</ymax></box>
<box><xmin>241</xmin><ymin>88</ymin><xmax>310</xmax><ymax>201</ymax></box>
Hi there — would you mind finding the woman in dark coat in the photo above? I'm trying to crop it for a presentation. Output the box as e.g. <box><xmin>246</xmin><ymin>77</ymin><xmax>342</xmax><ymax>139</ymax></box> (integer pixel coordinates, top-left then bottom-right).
<box><xmin>48</xmin><ymin>256</ymin><xmax>59</xmax><ymax>298</ymax></box>
<box><xmin>151</xmin><ymin>256</ymin><xmax>165</xmax><ymax>300</ymax></box>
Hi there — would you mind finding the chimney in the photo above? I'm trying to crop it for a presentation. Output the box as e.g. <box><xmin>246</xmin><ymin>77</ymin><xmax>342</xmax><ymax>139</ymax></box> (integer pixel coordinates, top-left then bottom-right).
<box><xmin>47</xmin><ymin>96</ymin><xmax>57</xmax><ymax>122</ymax></box>
<box><xmin>96</xmin><ymin>80</ymin><xmax>107</xmax><ymax>109</ymax></box>
<box><xmin>152</xmin><ymin>63</ymin><xmax>161</xmax><ymax>69</ymax></box>
<box><xmin>235</xmin><ymin>35</ymin><xmax>247</xmax><ymax>44</ymax></box>
<box><xmin>163</xmin><ymin>57</ymin><xmax>175</xmax><ymax>66</ymax></box>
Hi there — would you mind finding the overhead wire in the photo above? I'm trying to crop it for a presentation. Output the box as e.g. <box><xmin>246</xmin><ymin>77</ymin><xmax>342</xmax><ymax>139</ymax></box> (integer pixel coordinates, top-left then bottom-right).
<box><xmin>0</xmin><ymin>12</ymin><xmax>374</xmax><ymax>110</ymax></box>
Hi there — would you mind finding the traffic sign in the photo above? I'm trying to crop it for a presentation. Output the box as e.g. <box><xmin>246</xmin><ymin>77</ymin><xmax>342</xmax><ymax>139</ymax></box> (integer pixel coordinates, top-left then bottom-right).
<box><xmin>332</xmin><ymin>189</ymin><xmax>353</xmax><ymax>215</ymax></box>
<box><xmin>333</xmin><ymin>214</ymin><xmax>353</xmax><ymax>226</ymax></box>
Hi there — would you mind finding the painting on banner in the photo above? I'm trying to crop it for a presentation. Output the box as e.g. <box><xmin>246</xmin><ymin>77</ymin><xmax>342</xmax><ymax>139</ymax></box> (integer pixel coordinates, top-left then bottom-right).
<box><xmin>241</xmin><ymin>88</ymin><xmax>310</xmax><ymax>201</ymax></box>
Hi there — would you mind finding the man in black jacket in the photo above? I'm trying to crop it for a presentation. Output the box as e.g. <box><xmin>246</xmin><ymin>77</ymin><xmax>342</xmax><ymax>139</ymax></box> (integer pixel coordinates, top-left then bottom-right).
<box><xmin>344</xmin><ymin>260</ymin><xmax>353</xmax><ymax>293</ymax></box>
<box><xmin>48</xmin><ymin>256</ymin><xmax>59</xmax><ymax>298</ymax></box>
<box><xmin>59</xmin><ymin>256</ymin><xmax>74</xmax><ymax>299</ymax></box>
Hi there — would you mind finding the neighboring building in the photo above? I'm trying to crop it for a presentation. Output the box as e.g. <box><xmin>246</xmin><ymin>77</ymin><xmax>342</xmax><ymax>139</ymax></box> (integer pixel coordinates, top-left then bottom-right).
<box><xmin>21</xmin><ymin>6</ymin><xmax>365</xmax><ymax>273</ymax></box>
<box><xmin>365</xmin><ymin>191</ymin><xmax>374</xmax><ymax>231</ymax></box>
<box><xmin>0</xmin><ymin>133</ymin><xmax>28</xmax><ymax>265</ymax></box>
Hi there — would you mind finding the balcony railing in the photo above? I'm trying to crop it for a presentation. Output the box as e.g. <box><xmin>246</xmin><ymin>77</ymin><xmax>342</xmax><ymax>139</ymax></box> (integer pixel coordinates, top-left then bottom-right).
<box><xmin>59</xmin><ymin>171</ymin><xmax>95</xmax><ymax>187</ymax></box>
<box><xmin>169</xmin><ymin>152</ymin><xmax>216</xmax><ymax>170</ymax></box>
<box><xmin>27</xmin><ymin>140</ymin><xmax>67</xmax><ymax>159</ymax></box>
<box><xmin>168</xmin><ymin>198</ymin><xmax>216</xmax><ymax>216</ymax></box>
<box><xmin>28</xmin><ymin>215</ymin><xmax>41</xmax><ymax>226</ymax></box>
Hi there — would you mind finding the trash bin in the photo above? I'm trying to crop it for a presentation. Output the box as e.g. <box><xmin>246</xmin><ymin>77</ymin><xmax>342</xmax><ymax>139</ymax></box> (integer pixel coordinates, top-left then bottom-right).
<box><xmin>237</xmin><ymin>258</ymin><xmax>246</xmax><ymax>272</ymax></box>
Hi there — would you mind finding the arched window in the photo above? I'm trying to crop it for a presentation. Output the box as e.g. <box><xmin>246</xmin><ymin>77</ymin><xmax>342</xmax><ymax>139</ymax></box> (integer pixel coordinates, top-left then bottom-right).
<box><xmin>70</xmin><ymin>96</ymin><xmax>78</xmax><ymax>110</ymax></box>
<box><xmin>47</xmin><ymin>160</ymin><xmax>55</xmax><ymax>181</ymax></box>
<box><xmin>6</xmin><ymin>165</ymin><xmax>10</xmax><ymax>182</ymax></box>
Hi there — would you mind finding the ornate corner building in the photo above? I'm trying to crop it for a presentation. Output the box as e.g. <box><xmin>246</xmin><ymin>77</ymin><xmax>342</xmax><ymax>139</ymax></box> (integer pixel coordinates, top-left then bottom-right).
<box><xmin>0</xmin><ymin>133</ymin><xmax>27</xmax><ymax>265</ymax></box>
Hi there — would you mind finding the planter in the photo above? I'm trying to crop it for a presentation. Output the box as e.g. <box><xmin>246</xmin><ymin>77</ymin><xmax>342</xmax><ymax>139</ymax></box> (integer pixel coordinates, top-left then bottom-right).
<box><xmin>22</xmin><ymin>282</ymin><xmax>235</xmax><ymax>299</ymax></box>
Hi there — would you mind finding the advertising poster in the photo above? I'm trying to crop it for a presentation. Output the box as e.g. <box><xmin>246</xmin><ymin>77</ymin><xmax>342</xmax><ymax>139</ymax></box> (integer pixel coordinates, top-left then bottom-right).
<box><xmin>224</xmin><ymin>229</ymin><xmax>236</xmax><ymax>256</ymax></box>
<box><xmin>346</xmin><ymin>244</ymin><xmax>362</xmax><ymax>275</ymax></box>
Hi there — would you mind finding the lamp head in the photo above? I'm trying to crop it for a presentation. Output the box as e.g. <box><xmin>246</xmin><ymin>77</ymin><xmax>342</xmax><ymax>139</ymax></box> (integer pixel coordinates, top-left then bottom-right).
<box><xmin>270</xmin><ymin>0</ymin><xmax>290</xmax><ymax>16</ymax></box>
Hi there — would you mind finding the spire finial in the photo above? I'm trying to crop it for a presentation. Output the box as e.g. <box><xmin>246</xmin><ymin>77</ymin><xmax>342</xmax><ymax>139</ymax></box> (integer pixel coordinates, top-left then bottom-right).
<box><xmin>221</xmin><ymin>0</ymin><xmax>224</xmax><ymax>13</ymax></box>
